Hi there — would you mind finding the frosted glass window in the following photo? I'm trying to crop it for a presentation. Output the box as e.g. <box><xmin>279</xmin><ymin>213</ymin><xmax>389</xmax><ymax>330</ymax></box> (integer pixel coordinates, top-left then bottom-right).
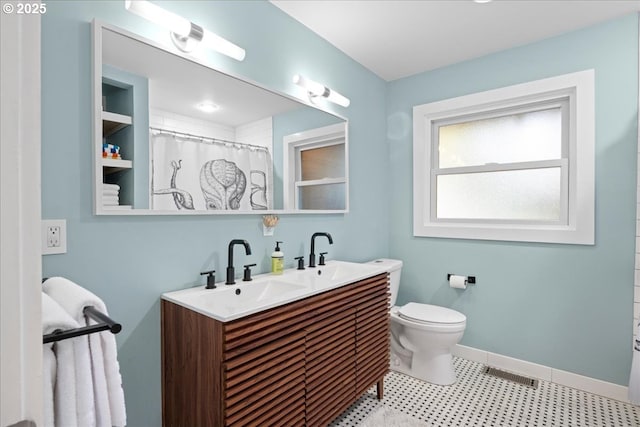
<box><xmin>438</xmin><ymin>107</ymin><xmax>562</xmax><ymax>168</ymax></box>
<box><xmin>433</xmin><ymin>103</ymin><xmax>568</xmax><ymax>222</ymax></box>
<box><xmin>412</xmin><ymin>70</ymin><xmax>594</xmax><ymax>244</ymax></box>
<box><xmin>436</xmin><ymin>168</ymin><xmax>561</xmax><ymax>221</ymax></box>
<box><xmin>298</xmin><ymin>183</ymin><xmax>346</xmax><ymax>210</ymax></box>
<box><xmin>300</xmin><ymin>144</ymin><xmax>345</xmax><ymax>180</ymax></box>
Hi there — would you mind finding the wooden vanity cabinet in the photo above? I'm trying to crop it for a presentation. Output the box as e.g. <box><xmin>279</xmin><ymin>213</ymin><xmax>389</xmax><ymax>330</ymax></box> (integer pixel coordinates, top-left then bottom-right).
<box><xmin>162</xmin><ymin>273</ymin><xmax>389</xmax><ymax>427</ymax></box>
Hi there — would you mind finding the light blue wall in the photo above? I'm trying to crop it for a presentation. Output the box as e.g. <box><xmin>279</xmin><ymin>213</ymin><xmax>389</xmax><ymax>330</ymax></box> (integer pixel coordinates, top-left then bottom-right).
<box><xmin>41</xmin><ymin>0</ymin><xmax>639</xmax><ymax>422</ymax></box>
<box><xmin>41</xmin><ymin>1</ymin><xmax>388</xmax><ymax>425</ymax></box>
<box><xmin>387</xmin><ymin>14</ymin><xmax>638</xmax><ymax>386</ymax></box>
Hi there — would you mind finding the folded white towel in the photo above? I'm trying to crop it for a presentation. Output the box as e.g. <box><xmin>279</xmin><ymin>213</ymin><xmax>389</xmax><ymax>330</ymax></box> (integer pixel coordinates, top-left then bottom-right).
<box><xmin>102</xmin><ymin>184</ymin><xmax>120</xmax><ymax>191</ymax></box>
<box><xmin>102</xmin><ymin>189</ymin><xmax>119</xmax><ymax>197</ymax></box>
<box><xmin>43</xmin><ymin>277</ymin><xmax>126</xmax><ymax>427</ymax></box>
<box><xmin>42</xmin><ymin>292</ymin><xmax>81</xmax><ymax>427</ymax></box>
<box><xmin>102</xmin><ymin>195</ymin><xmax>119</xmax><ymax>204</ymax></box>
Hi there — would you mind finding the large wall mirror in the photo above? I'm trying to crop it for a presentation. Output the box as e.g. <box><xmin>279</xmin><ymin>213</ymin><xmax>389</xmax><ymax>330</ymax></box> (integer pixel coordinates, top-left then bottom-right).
<box><xmin>92</xmin><ymin>21</ymin><xmax>348</xmax><ymax>215</ymax></box>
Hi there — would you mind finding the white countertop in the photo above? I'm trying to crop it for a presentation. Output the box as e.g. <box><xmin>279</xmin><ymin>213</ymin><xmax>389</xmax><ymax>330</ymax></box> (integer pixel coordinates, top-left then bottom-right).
<box><xmin>161</xmin><ymin>260</ymin><xmax>387</xmax><ymax>322</ymax></box>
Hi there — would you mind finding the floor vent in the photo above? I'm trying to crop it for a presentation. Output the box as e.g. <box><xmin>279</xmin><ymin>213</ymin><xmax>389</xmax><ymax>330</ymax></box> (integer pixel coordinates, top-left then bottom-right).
<box><xmin>482</xmin><ymin>366</ymin><xmax>539</xmax><ymax>389</ymax></box>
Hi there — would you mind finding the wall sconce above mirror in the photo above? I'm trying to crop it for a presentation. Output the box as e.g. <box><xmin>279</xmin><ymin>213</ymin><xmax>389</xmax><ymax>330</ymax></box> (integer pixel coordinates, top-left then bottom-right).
<box><xmin>124</xmin><ymin>0</ymin><xmax>246</xmax><ymax>60</ymax></box>
<box><xmin>92</xmin><ymin>20</ymin><xmax>348</xmax><ymax>215</ymax></box>
<box><xmin>293</xmin><ymin>74</ymin><xmax>351</xmax><ymax>108</ymax></box>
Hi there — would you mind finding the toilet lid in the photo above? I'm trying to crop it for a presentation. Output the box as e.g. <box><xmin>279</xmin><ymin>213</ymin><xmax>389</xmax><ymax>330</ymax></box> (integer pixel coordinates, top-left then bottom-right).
<box><xmin>398</xmin><ymin>302</ymin><xmax>466</xmax><ymax>324</ymax></box>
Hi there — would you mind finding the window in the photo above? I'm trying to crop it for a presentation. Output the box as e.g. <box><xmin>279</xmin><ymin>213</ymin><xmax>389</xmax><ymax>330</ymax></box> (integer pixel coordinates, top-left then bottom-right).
<box><xmin>283</xmin><ymin>122</ymin><xmax>348</xmax><ymax>211</ymax></box>
<box><xmin>413</xmin><ymin>70</ymin><xmax>594</xmax><ymax>244</ymax></box>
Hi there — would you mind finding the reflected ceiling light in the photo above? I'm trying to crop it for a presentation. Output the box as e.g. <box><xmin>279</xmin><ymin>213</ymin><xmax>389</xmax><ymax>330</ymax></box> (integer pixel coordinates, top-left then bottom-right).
<box><xmin>292</xmin><ymin>74</ymin><xmax>350</xmax><ymax>108</ymax></box>
<box><xmin>196</xmin><ymin>101</ymin><xmax>219</xmax><ymax>113</ymax></box>
<box><xmin>124</xmin><ymin>0</ymin><xmax>245</xmax><ymax>61</ymax></box>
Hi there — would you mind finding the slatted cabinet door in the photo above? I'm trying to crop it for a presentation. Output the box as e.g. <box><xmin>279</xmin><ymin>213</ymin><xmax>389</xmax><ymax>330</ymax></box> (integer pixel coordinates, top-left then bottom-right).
<box><xmin>305</xmin><ymin>308</ymin><xmax>356</xmax><ymax>426</ymax></box>
<box><xmin>356</xmin><ymin>286</ymin><xmax>390</xmax><ymax>397</ymax></box>
<box><xmin>223</xmin><ymin>331</ymin><xmax>306</xmax><ymax>426</ymax></box>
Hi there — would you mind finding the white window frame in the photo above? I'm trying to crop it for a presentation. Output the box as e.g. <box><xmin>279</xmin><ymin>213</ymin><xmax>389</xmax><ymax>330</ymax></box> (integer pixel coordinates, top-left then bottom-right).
<box><xmin>413</xmin><ymin>70</ymin><xmax>595</xmax><ymax>244</ymax></box>
<box><xmin>283</xmin><ymin>122</ymin><xmax>349</xmax><ymax>212</ymax></box>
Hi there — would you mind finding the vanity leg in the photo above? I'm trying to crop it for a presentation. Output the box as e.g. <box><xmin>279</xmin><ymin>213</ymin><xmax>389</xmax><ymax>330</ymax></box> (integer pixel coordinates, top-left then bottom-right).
<box><xmin>376</xmin><ymin>379</ymin><xmax>384</xmax><ymax>400</ymax></box>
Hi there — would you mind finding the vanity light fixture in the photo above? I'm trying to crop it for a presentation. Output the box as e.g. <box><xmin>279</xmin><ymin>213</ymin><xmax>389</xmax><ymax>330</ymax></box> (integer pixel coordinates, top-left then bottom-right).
<box><xmin>292</xmin><ymin>74</ymin><xmax>350</xmax><ymax>108</ymax></box>
<box><xmin>124</xmin><ymin>0</ymin><xmax>246</xmax><ymax>61</ymax></box>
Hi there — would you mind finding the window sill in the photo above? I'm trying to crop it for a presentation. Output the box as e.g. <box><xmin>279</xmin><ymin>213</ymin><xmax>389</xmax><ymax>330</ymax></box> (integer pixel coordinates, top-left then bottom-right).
<box><xmin>413</xmin><ymin>221</ymin><xmax>594</xmax><ymax>245</ymax></box>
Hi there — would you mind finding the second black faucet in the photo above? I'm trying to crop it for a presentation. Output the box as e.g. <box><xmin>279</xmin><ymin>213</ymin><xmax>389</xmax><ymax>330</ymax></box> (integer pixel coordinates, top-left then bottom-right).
<box><xmin>227</xmin><ymin>239</ymin><xmax>252</xmax><ymax>285</ymax></box>
<box><xmin>309</xmin><ymin>232</ymin><xmax>333</xmax><ymax>268</ymax></box>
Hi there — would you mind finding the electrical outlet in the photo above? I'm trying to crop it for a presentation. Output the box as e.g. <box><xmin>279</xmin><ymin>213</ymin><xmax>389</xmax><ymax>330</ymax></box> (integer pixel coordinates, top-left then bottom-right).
<box><xmin>42</xmin><ymin>219</ymin><xmax>67</xmax><ymax>255</ymax></box>
<box><xmin>47</xmin><ymin>226</ymin><xmax>61</xmax><ymax>247</ymax></box>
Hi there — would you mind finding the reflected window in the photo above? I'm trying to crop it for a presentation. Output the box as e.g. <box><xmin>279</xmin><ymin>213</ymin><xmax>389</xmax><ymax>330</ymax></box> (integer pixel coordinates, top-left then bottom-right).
<box><xmin>284</xmin><ymin>123</ymin><xmax>348</xmax><ymax>211</ymax></box>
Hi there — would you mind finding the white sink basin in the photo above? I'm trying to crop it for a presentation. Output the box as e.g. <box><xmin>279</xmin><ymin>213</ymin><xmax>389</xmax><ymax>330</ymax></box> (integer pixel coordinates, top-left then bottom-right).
<box><xmin>284</xmin><ymin>260</ymin><xmax>386</xmax><ymax>289</ymax></box>
<box><xmin>162</xmin><ymin>260</ymin><xmax>387</xmax><ymax>322</ymax></box>
<box><xmin>313</xmin><ymin>261</ymin><xmax>380</xmax><ymax>281</ymax></box>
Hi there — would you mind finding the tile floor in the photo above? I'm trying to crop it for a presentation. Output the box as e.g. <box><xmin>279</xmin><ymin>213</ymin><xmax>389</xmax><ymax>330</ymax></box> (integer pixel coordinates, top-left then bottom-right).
<box><xmin>331</xmin><ymin>357</ymin><xmax>640</xmax><ymax>427</ymax></box>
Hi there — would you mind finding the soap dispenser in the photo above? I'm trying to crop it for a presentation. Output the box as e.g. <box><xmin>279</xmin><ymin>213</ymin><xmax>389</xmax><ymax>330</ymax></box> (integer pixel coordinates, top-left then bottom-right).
<box><xmin>271</xmin><ymin>241</ymin><xmax>284</xmax><ymax>275</ymax></box>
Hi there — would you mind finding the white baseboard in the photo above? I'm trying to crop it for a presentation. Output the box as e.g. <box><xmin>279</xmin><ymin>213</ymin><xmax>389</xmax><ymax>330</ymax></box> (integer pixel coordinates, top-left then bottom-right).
<box><xmin>453</xmin><ymin>344</ymin><xmax>630</xmax><ymax>404</ymax></box>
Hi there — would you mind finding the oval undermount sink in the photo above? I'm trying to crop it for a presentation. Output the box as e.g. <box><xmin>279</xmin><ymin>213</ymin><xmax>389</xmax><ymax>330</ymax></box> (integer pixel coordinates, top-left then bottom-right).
<box><xmin>162</xmin><ymin>260</ymin><xmax>387</xmax><ymax>322</ymax></box>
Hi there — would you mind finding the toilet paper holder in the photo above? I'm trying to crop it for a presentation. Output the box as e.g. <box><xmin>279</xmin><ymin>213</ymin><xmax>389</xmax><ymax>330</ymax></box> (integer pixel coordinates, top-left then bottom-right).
<box><xmin>447</xmin><ymin>274</ymin><xmax>476</xmax><ymax>284</ymax></box>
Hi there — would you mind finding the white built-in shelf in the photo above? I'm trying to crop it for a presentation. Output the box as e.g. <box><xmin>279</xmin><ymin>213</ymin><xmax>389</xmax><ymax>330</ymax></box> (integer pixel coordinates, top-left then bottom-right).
<box><xmin>102</xmin><ymin>158</ymin><xmax>132</xmax><ymax>174</ymax></box>
<box><xmin>102</xmin><ymin>205</ymin><xmax>132</xmax><ymax>211</ymax></box>
<box><xmin>102</xmin><ymin>111</ymin><xmax>132</xmax><ymax>137</ymax></box>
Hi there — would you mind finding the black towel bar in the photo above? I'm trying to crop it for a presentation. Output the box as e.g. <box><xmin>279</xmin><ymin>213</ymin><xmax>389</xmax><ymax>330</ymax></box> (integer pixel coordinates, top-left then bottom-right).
<box><xmin>43</xmin><ymin>306</ymin><xmax>122</xmax><ymax>344</ymax></box>
<box><xmin>42</xmin><ymin>278</ymin><xmax>122</xmax><ymax>344</ymax></box>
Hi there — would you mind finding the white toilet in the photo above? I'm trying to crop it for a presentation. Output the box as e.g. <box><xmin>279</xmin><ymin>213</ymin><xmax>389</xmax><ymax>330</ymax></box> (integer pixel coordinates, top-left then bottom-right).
<box><xmin>368</xmin><ymin>259</ymin><xmax>467</xmax><ymax>386</ymax></box>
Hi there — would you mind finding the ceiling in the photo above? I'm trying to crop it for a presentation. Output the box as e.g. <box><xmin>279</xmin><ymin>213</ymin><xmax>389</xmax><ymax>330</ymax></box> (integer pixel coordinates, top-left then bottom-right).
<box><xmin>271</xmin><ymin>0</ymin><xmax>640</xmax><ymax>81</ymax></box>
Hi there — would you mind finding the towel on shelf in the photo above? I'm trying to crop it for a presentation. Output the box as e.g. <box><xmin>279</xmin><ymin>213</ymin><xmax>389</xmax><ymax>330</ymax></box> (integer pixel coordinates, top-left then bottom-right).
<box><xmin>102</xmin><ymin>196</ymin><xmax>120</xmax><ymax>206</ymax></box>
<box><xmin>42</xmin><ymin>292</ymin><xmax>81</xmax><ymax>427</ymax></box>
<box><xmin>43</xmin><ymin>277</ymin><xmax>127</xmax><ymax>427</ymax></box>
<box><xmin>102</xmin><ymin>183</ymin><xmax>120</xmax><ymax>191</ymax></box>
<box><xmin>102</xmin><ymin>189</ymin><xmax>119</xmax><ymax>197</ymax></box>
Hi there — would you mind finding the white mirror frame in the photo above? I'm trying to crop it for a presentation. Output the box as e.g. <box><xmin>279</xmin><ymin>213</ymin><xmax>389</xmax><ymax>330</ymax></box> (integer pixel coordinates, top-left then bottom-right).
<box><xmin>91</xmin><ymin>20</ymin><xmax>349</xmax><ymax>215</ymax></box>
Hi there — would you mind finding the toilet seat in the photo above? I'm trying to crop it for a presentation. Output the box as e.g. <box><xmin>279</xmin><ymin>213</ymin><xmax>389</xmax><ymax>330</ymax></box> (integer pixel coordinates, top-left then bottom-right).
<box><xmin>398</xmin><ymin>302</ymin><xmax>466</xmax><ymax>326</ymax></box>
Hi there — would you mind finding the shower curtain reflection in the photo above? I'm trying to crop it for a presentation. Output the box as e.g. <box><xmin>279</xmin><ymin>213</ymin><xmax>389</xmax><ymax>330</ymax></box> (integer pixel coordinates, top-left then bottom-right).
<box><xmin>151</xmin><ymin>130</ymin><xmax>273</xmax><ymax>211</ymax></box>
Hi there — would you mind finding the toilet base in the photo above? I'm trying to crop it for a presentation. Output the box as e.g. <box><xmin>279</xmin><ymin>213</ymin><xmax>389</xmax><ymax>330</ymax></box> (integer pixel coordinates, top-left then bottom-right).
<box><xmin>390</xmin><ymin>347</ymin><xmax>458</xmax><ymax>386</ymax></box>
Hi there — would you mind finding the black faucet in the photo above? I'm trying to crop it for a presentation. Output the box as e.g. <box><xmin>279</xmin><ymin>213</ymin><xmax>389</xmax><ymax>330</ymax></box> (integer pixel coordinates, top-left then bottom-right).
<box><xmin>309</xmin><ymin>232</ymin><xmax>333</xmax><ymax>268</ymax></box>
<box><xmin>226</xmin><ymin>239</ymin><xmax>252</xmax><ymax>285</ymax></box>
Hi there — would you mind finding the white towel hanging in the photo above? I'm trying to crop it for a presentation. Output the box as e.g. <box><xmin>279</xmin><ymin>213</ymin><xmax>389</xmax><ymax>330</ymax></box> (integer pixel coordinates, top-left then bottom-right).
<box><xmin>43</xmin><ymin>277</ymin><xmax>127</xmax><ymax>427</ymax></box>
<box><xmin>42</xmin><ymin>292</ymin><xmax>81</xmax><ymax>427</ymax></box>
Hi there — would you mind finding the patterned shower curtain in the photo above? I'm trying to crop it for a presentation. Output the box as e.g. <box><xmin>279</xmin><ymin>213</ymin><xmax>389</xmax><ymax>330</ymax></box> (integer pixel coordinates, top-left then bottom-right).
<box><xmin>151</xmin><ymin>132</ymin><xmax>273</xmax><ymax>211</ymax></box>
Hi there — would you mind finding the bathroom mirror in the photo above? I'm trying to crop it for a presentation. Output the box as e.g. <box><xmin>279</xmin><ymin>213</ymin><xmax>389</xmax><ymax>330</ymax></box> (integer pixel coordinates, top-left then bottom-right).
<box><xmin>92</xmin><ymin>21</ymin><xmax>348</xmax><ymax>215</ymax></box>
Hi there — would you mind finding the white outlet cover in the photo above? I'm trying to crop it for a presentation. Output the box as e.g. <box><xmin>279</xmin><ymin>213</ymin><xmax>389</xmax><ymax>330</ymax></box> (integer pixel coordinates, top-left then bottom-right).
<box><xmin>42</xmin><ymin>219</ymin><xmax>67</xmax><ymax>255</ymax></box>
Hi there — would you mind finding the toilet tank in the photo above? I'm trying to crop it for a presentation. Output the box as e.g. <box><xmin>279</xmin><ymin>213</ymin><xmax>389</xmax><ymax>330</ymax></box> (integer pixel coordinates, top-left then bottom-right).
<box><xmin>367</xmin><ymin>259</ymin><xmax>403</xmax><ymax>306</ymax></box>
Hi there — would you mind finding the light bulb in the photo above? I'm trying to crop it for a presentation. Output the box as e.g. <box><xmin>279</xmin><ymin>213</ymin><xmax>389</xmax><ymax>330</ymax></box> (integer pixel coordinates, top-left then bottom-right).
<box><xmin>125</xmin><ymin>0</ymin><xmax>191</xmax><ymax>37</ymax></box>
<box><xmin>125</xmin><ymin>0</ymin><xmax>245</xmax><ymax>61</ymax></box>
<box><xmin>293</xmin><ymin>74</ymin><xmax>350</xmax><ymax>108</ymax></box>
